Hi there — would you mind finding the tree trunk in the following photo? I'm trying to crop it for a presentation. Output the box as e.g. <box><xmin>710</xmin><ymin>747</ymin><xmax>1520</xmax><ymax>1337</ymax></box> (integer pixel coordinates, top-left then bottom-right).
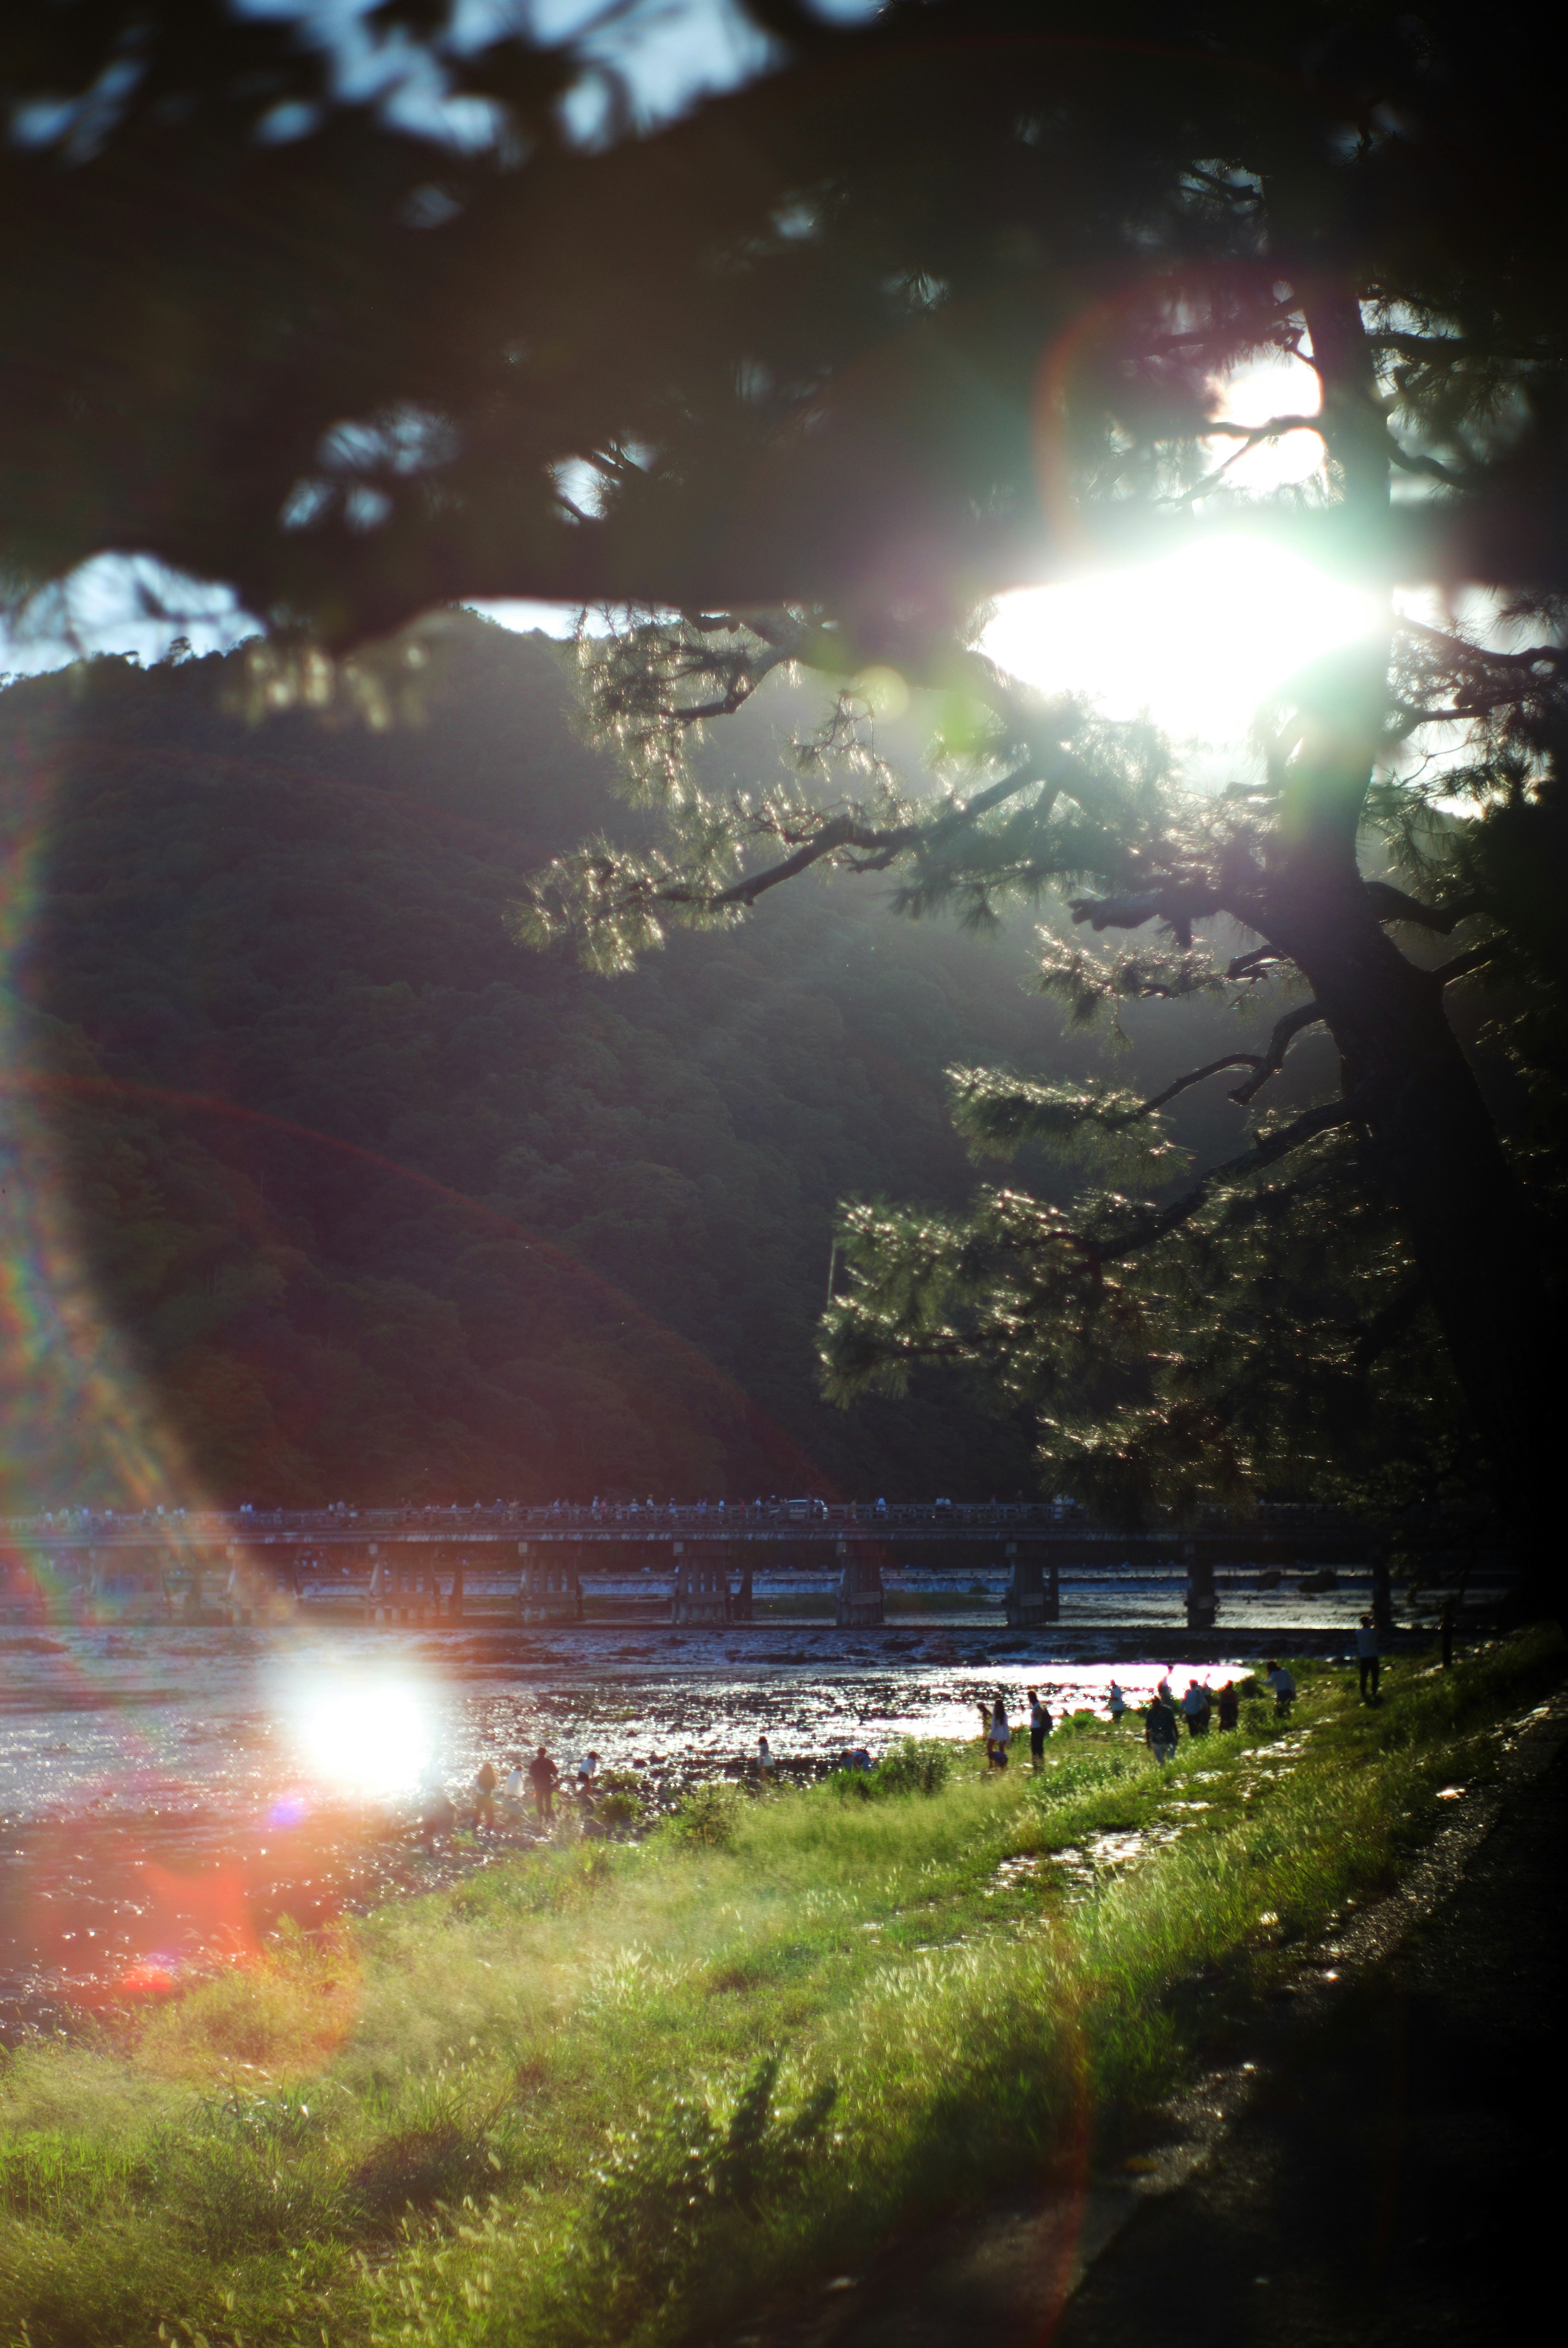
<box><xmin>1268</xmin><ymin>875</ymin><xmax>1555</xmax><ymax>1601</ymax></box>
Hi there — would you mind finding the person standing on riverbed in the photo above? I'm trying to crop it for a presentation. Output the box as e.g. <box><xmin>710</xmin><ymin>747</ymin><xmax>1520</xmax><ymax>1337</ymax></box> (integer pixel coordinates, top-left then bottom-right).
<box><xmin>1355</xmin><ymin>1615</ymin><xmax>1382</xmax><ymax>1704</ymax></box>
<box><xmin>1107</xmin><ymin>1680</ymin><xmax>1128</xmax><ymax>1726</ymax></box>
<box><xmin>1216</xmin><ymin>1681</ymin><xmax>1240</xmax><ymax>1733</ymax></box>
<box><xmin>527</xmin><ymin>1745</ymin><xmax>559</xmax><ymax>1824</ymax></box>
<box><xmin>1265</xmin><ymin>1661</ymin><xmax>1297</xmax><ymax>1718</ymax></box>
<box><xmin>420</xmin><ymin>1773</ymin><xmax>455</xmax><ymax>1852</ymax></box>
<box><xmin>1144</xmin><ymin>1690</ymin><xmax>1178</xmax><ymax>1766</ymax></box>
<box><xmin>471</xmin><ymin>1756</ymin><xmax>499</xmax><ymax>1830</ymax></box>
<box><xmin>1028</xmin><ymin>1689</ymin><xmax>1053</xmax><ymax>1769</ymax></box>
<box><xmin>987</xmin><ymin>1698</ymin><xmax>1011</xmax><ymax>1769</ymax></box>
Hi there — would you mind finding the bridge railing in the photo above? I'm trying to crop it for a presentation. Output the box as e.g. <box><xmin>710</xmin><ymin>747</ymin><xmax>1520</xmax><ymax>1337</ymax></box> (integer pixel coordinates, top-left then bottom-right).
<box><xmin>0</xmin><ymin>1499</ymin><xmax>1094</xmax><ymax>1536</ymax></box>
<box><xmin>0</xmin><ymin>1496</ymin><xmax>1368</xmax><ymax>1541</ymax></box>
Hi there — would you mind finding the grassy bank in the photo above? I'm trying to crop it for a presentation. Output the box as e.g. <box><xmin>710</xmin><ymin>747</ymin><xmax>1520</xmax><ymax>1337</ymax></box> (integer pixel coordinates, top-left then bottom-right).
<box><xmin>2</xmin><ymin>1632</ymin><xmax>1560</xmax><ymax>2348</ymax></box>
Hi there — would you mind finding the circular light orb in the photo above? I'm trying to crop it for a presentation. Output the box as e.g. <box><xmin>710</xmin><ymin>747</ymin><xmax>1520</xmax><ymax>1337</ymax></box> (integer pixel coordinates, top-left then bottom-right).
<box><xmin>283</xmin><ymin>1675</ymin><xmax>437</xmax><ymax>1799</ymax></box>
<box><xmin>982</xmin><ymin>535</ymin><xmax>1383</xmax><ymax>745</ymax></box>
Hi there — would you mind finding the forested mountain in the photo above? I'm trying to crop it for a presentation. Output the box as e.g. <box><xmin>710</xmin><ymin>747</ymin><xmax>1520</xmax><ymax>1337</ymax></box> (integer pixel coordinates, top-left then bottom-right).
<box><xmin>0</xmin><ymin>618</ymin><xmax>1332</xmax><ymax>1510</ymax></box>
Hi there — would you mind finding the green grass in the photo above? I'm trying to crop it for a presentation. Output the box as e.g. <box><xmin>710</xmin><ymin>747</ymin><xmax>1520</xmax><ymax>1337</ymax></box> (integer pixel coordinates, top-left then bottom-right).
<box><xmin>1</xmin><ymin>1630</ymin><xmax>1559</xmax><ymax>2348</ymax></box>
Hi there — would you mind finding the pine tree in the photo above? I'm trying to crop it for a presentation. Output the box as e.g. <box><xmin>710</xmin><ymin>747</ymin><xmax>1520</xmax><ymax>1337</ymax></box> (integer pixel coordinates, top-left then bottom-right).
<box><xmin>4</xmin><ymin>4</ymin><xmax>1565</xmax><ymax>1582</ymax></box>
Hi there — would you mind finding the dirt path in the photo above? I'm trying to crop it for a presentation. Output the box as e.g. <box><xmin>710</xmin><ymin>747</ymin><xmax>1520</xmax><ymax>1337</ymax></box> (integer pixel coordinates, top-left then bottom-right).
<box><xmin>733</xmin><ymin>1692</ymin><xmax>1566</xmax><ymax>2348</ymax></box>
<box><xmin>1049</xmin><ymin>1737</ymin><xmax>1566</xmax><ymax>2348</ymax></box>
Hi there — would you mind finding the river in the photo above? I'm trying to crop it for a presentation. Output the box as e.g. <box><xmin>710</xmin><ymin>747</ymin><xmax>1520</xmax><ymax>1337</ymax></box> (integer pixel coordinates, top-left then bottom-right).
<box><xmin>0</xmin><ymin>1582</ymin><xmax>1384</xmax><ymax>2032</ymax></box>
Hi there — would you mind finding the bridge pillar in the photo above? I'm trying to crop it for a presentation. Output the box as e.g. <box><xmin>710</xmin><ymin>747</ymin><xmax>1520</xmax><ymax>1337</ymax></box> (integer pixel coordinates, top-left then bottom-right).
<box><xmin>224</xmin><ymin>1545</ymin><xmax>257</xmax><ymax>1626</ymax></box>
<box><xmin>731</xmin><ymin>1561</ymin><xmax>754</xmax><ymax>1623</ymax></box>
<box><xmin>1004</xmin><ymin>1541</ymin><xmax>1059</xmax><ymax>1628</ymax></box>
<box><xmin>1184</xmin><ymin>1547</ymin><xmax>1218</xmax><ymax>1631</ymax></box>
<box><xmin>448</xmin><ymin>1559</ymin><xmax>465</xmax><ymax>1622</ymax></box>
<box><xmin>368</xmin><ymin>1545</ymin><xmax>428</xmax><ymax>1623</ymax></box>
<box><xmin>673</xmin><ymin>1542</ymin><xmax>730</xmax><ymax>1624</ymax></box>
<box><xmin>835</xmin><ymin>1540</ymin><xmax>884</xmax><ymax>1629</ymax></box>
<box><xmin>521</xmin><ymin>1543</ymin><xmax>583</xmax><ymax>1623</ymax></box>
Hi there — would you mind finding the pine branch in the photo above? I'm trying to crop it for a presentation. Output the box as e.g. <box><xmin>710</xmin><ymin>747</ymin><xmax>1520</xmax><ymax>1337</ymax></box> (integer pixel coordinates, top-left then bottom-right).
<box><xmin>671</xmin><ymin>645</ymin><xmax>792</xmax><ymax>721</ymax></box>
<box><xmin>1229</xmin><ymin>1001</ymin><xmax>1323</xmax><ymax>1105</ymax></box>
<box><xmin>1226</xmin><ymin>945</ymin><xmax>1286</xmax><ymax>981</ymax></box>
<box><xmin>1395</xmin><ymin>615</ymin><xmax>1565</xmax><ymax>674</ymax></box>
<box><xmin>1362</xmin><ymin>881</ymin><xmax>1479</xmax><ymax>933</ymax></box>
<box><xmin>1136</xmin><ymin>1055</ymin><xmax>1263</xmax><ymax>1114</ymax></box>
<box><xmin>1430</xmin><ymin>945</ymin><xmax>1495</xmax><ymax>988</ymax></box>
<box><xmin>1368</xmin><ymin>332</ymin><xmax>1552</xmax><ymax>363</ymax></box>
<box><xmin>1385</xmin><ymin>442</ymin><xmax>1468</xmax><ymax>491</ymax></box>
<box><xmin>1069</xmin><ymin>885</ymin><xmax>1223</xmax><ymax>950</ymax></box>
<box><xmin>671</xmin><ymin>756</ymin><xmax>1050</xmax><ymax>911</ymax></box>
<box><xmin>1090</xmin><ymin>1095</ymin><xmax>1361</xmax><ymax>1267</ymax></box>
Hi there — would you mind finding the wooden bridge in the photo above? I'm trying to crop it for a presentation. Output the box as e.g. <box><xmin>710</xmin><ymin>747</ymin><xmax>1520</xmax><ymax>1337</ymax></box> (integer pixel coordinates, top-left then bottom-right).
<box><xmin>0</xmin><ymin>1500</ymin><xmax>1385</xmax><ymax>1632</ymax></box>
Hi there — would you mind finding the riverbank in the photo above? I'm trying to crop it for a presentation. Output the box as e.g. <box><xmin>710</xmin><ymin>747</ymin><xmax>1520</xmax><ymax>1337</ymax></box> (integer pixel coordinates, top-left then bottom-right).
<box><xmin>0</xmin><ymin>1637</ymin><xmax>1309</xmax><ymax>2027</ymax></box>
<box><xmin>0</xmin><ymin>1630</ymin><xmax>1559</xmax><ymax>2348</ymax></box>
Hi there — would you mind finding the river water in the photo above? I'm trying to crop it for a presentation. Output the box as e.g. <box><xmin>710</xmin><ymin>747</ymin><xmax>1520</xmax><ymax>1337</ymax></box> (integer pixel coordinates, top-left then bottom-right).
<box><xmin>0</xmin><ymin>1579</ymin><xmax>1384</xmax><ymax>2031</ymax></box>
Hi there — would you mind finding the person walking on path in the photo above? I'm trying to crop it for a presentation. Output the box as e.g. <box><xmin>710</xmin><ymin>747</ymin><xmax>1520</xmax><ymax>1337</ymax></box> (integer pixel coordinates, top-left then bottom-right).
<box><xmin>1216</xmin><ymin>1680</ymin><xmax>1240</xmax><ymax>1733</ymax></box>
<box><xmin>1355</xmin><ymin>1614</ymin><xmax>1383</xmax><ymax>1703</ymax></box>
<box><xmin>527</xmin><ymin>1744</ymin><xmax>559</xmax><ymax>1824</ymax></box>
<box><xmin>1144</xmin><ymin>1690</ymin><xmax>1178</xmax><ymax>1766</ymax></box>
<box><xmin>1265</xmin><ymin>1660</ymin><xmax>1297</xmax><ymax>1718</ymax></box>
<box><xmin>1028</xmin><ymin>1689</ymin><xmax>1053</xmax><ymax>1768</ymax></box>
<box><xmin>987</xmin><ymin>1698</ymin><xmax>1011</xmax><ymax>1769</ymax></box>
<box><xmin>1182</xmin><ymin>1679</ymin><xmax>1212</xmax><ymax>1738</ymax></box>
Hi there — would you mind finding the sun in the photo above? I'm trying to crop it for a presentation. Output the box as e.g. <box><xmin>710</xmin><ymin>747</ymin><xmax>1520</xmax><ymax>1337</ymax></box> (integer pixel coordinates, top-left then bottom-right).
<box><xmin>984</xmin><ymin>356</ymin><xmax>1381</xmax><ymax>742</ymax></box>
<box><xmin>983</xmin><ymin>535</ymin><xmax>1383</xmax><ymax>745</ymax></box>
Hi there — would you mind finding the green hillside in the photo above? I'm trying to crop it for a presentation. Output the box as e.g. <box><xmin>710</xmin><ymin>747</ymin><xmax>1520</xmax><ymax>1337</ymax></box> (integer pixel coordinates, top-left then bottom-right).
<box><xmin>0</xmin><ymin>619</ymin><xmax>1297</xmax><ymax>1510</ymax></box>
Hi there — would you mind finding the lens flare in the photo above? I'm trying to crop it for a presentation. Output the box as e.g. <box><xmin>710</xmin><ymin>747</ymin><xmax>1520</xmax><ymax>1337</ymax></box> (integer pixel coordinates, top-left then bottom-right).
<box><xmin>282</xmin><ymin>1673</ymin><xmax>437</xmax><ymax>1798</ymax></box>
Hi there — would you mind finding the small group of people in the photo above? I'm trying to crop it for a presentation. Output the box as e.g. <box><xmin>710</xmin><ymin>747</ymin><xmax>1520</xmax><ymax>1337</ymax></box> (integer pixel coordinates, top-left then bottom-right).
<box><xmin>983</xmin><ymin>1697</ymin><xmax>1016</xmax><ymax>1768</ymax></box>
<box><xmin>981</xmin><ymin>1693</ymin><xmax>1062</xmax><ymax>1768</ymax></box>
<box><xmin>419</xmin><ymin>1743</ymin><xmax>602</xmax><ymax>1848</ymax></box>
<box><xmin>1143</xmin><ymin>1673</ymin><xmax>1244</xmax><ymax>1764</ymax></box>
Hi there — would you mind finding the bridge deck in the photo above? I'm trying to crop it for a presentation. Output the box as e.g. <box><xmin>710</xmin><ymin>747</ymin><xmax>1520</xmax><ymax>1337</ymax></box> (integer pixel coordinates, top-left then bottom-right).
<box><xmin>0</xmin><ymin>1503</ymin><xmax>1368</xmax><ymax>1552</ymax></box>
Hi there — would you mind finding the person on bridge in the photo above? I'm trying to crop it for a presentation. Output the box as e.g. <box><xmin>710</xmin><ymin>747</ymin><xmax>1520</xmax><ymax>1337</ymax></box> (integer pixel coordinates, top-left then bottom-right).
<box><xmin>1355</xmin><ymin>1615</ymin><xmax>1382</xmax><ymax>1704</ymax></box>
<box><xmin>527</xmin><ymin>1745</ymin><xmax>559</xmax><ymax>1824</ymax></box>
<box><xmin>1028</xmin><ymin>1690</ymin><xmax>1053</xmax><ymax>1768</ymax></box>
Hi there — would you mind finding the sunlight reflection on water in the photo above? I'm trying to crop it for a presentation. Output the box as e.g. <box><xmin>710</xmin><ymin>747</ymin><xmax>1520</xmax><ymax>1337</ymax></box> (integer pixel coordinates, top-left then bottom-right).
<box><xmin>0</xmin><ymin>1625</ymin><xmax>1262</xmax><ymax>1826</ymax></box>
<box><xmin>0</xmin><ymin>1624</ymin><xmax>1297</xmax><ymax>2018</ymax></box>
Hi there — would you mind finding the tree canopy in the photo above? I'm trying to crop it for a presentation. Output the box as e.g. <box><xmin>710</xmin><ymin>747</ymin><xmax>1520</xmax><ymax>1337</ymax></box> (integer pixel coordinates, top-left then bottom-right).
<box><xmin>2</xmin><ymin>1</ymin><xmax>1566</xmax><ymax>637</ymax></box>
<box><xmin>3</xmin><ymin>1</ymin><xmax>1565</xmax><ymax>1579</ymax></box>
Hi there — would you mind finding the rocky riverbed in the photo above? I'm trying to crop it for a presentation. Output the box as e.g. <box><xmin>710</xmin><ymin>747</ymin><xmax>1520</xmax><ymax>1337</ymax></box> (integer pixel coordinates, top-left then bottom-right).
<box><xmin>0</xmin><ymin>1618</ymin><xmax>1295</xmax><ymax>2034</ymax></box>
